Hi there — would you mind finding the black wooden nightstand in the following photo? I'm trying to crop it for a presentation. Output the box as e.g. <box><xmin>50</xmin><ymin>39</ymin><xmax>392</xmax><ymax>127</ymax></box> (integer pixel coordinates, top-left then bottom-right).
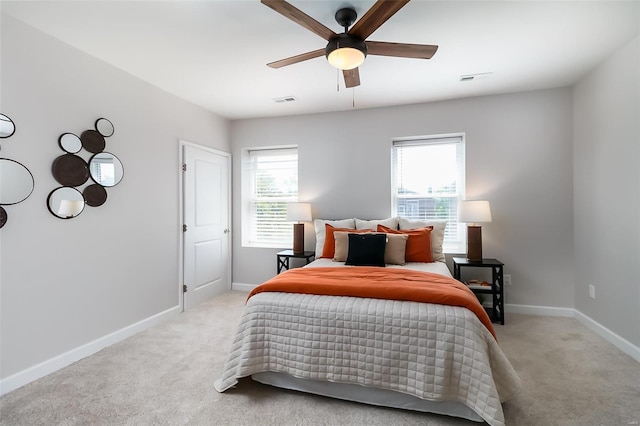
<box><xmin>452</xmin><ymin>257</ymin><xmax>505</xmax><ymax>325</ymax></box>
<box><xmin>276</xmin><ymin>250</ymin><xmax>315</xmax><ymax>274</ymax></box>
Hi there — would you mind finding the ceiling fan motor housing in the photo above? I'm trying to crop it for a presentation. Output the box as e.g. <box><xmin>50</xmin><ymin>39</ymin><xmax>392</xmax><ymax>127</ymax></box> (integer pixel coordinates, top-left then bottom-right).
<box><xmin>325</xmin><ymin>34</ymin><xmax>368</xmax><ymax>60</ymax></box>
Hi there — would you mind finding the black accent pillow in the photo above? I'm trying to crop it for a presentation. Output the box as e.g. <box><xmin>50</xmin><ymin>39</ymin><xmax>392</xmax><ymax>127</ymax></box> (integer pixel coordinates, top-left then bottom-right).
<box><xmin>345</xmin><ymin>233</ymin><xmax>386</xmax><ymax>267</ymax></box>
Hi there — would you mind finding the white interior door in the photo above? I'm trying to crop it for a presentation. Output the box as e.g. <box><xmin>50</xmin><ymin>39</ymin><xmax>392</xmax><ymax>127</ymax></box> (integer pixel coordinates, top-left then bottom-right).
<box><xmin>182</xmin><ymin>143</ymin><xmax>231</xmax><ymax>311</ymax></box>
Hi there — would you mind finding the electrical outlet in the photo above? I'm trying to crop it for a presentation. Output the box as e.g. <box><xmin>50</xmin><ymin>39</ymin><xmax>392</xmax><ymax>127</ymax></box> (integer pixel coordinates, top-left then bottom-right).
<box><xmin>504</xmin><ymin>274</ymin><xmax>512</xmax><ymax>286</ymax></box>
<box><xmin>589</xmin><ymin>285</ymin><xmax>595</xmax><ymax>299</ymax></box>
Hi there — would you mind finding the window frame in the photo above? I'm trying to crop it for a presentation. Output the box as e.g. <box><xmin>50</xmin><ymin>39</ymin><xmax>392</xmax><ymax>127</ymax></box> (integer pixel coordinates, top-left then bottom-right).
<box><xmin>391</xmin><ymin>133</ymin><xmax>466</xmax><ymax>253</ymax></box>
<box><xmin>241</xmin><ymin>145</ymin><xmax>298</xmax><ymax>248</ymax></box>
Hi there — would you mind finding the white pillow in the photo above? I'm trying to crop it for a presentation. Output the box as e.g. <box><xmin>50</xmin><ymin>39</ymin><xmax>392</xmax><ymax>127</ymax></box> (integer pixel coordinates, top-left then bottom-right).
<box><xmin>314</xmin><ymin>218</ymin><xmax>355</xmax><ymax>257</ymax></box>
<box><xmin>398</xmin><ymin>218</ymin><xmax>447</xmax><ymax>262</ymax></box>
<box><xmin>355</xmin><ymin>217</ymin><xmax>399</xmax><ymax>230</ymax></box>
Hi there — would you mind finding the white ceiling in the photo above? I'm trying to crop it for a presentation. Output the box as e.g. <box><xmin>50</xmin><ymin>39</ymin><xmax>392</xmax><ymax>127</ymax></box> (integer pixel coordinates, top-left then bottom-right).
<box><xmin>2</xmin><ymin>1</ymin><xmax>639</xmax><ymax>120</ymax></box>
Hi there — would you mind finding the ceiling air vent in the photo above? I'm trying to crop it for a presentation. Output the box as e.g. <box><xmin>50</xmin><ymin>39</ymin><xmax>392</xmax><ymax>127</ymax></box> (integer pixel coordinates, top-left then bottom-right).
<box><xmin>460</xmin><ymin>72</ymin><xmax>492</xmax><ymax>82</ymax></box>
<box><xmin>273</xmin><ymin>96</ymin><xmax>297</xmax><ymax>103</ymax></box>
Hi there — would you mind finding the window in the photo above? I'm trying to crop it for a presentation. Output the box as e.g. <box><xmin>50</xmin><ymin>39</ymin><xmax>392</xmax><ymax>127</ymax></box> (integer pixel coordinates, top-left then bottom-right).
<box><xmin>242</xmin><ymin>147</ymin><xmax>298</xmax><ymax>247</ymax></box>
<box><xmin>391</xmin><ymin>134</ymin><xmax>465</xmax><ymax>253</ymax></box>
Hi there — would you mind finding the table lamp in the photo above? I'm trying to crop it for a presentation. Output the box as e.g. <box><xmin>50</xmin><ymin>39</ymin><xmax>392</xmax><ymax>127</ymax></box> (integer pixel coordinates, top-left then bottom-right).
<box><xmin>459</xmin><ymin>200</ymin><xmax>492</xmax><ymax>261</ymax></box>
<box><xmin>286</xmin><ymin>202</ymin><xmax>312</xmax><ymax>254</ymax></box>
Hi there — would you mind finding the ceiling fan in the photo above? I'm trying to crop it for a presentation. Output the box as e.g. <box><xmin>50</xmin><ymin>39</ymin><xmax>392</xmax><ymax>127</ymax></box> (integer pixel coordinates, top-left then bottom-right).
<box><xmin>261</xmin><ymin>0</ymin><xmax>438</xmax><ymax>88</ymax></box>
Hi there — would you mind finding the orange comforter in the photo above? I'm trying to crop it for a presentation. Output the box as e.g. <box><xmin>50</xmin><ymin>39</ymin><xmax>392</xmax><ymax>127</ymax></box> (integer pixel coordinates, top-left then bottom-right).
<box><xmin>248</xmin><ymin>266</ymin><xmax>496</xmax><ymax>339</ymax></box>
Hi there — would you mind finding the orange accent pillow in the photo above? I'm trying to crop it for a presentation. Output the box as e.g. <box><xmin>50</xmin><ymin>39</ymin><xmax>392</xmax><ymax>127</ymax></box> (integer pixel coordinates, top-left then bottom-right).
<box><xmin>322</xmin><ymin>224</ymin><xmax>370</xmax><ymax>258</ymax></box>
<box><xmin>377</xmin><ymin>224</ymin><xmax>434</xmax><ymax>263</ymax></box>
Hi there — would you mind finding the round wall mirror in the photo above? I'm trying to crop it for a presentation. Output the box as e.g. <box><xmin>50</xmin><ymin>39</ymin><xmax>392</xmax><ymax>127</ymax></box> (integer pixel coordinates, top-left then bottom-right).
<box><xmin>52</xmin><ymin>154</ymin><xmax>90</xmax><ymax>187</ymax></box>
<box><xmin>0</xmin><ymin>114</ymin><xmax>16</xmax><ymax>138</ymax></box>
<box><xmin>95</xmin><ymin>118</ymin><xmax>114</xmax><ymax>137</ymax></box>
<box><xmin>0</xmin><ymin>158</ymin><xmax>35</xmax><ymax>205</ymax></box>
<box><xmin>59</xmin><ymin>133</ymin><xmax>82</xmax><ymax>154</ymax></box>
<box><xmin>89</xmin><ymin>152</ymin><xmax>124</xmax><ymax>187</ymax></box>
<box><xmin>47</xmin><ymin>187</ymin><xmax>85</xmax><ymax>219</ymax></box>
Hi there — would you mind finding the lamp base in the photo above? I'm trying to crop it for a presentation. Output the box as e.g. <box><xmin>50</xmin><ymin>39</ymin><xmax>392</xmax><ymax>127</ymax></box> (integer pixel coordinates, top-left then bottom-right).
<box><xmin>466</xmin><ymin>225</ymin><xmax>483</xmax><ymax>261</ymax></box>
<box><xmin>292</xmin><ymin>223</ymin><xmax>305</xmax><ymax>254</ymax></box>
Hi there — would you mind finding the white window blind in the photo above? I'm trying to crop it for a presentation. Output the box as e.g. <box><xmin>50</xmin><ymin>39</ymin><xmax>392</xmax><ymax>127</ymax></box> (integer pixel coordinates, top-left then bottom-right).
<box><xmin>392</xmin><ymin>135</ymin><xmax>466</xmax><ymax>253</ymax></box>
<box><xmin>244</xmin><ymin>147</ymin><xmax>298</xmax><ymax>247</ymax></box>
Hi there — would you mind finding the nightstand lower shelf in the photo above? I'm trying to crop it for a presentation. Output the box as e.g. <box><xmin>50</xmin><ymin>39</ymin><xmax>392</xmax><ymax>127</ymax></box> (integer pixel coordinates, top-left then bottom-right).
<box><xmin>452</xmin><ymin>257</ymin><xmax>505</xmax><ymax>325</ymax></box>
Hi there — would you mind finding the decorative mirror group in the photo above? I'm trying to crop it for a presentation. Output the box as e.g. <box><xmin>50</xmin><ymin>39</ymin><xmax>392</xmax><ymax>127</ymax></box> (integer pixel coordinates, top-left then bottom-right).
<box><xmin>0</xmin><ymin>114</ymin><xmax>35</xmax><ymax>229</ymax></box>
<box><xmin>48</xmin><ymin>118</ymin><xmax>124</xmax><ymax>219</ymax></box>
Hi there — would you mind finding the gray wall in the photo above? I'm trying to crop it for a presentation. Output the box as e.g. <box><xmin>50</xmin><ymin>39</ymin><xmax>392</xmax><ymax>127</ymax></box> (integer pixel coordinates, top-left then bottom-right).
<box><xmin>573</xmin><ymin>36</ymin><xmax>640</xmax><ymax>347</ymax></box>
<box><xmin>230</xmin><ymin>88</ymin><xmax>576</xmax><ymax>311</ymax></box>
<box><xmin>0</xmin><ymin>15</ymin><xmax>229</xmax><ymax>379</ymax></box>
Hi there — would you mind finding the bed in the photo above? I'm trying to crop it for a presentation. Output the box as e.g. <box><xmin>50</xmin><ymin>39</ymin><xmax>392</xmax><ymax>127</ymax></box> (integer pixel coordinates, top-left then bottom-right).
<box><xmin>215</xmin><ymin>218</ymin><xmax>521</xmax><ymax>426</ymax></box>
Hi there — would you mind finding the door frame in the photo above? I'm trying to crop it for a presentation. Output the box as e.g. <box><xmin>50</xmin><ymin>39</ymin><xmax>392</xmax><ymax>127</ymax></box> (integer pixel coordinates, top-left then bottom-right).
<box><xmin>178</xmin><ymin>139</ymin><xmax>232</xmax><ymax>312</ymax></box>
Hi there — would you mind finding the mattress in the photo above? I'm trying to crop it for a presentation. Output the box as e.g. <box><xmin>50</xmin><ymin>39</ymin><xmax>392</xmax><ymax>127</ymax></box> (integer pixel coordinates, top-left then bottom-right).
<box><xmin>215</xmin><ymin>261</ymin><xmax>520</xmax><ymax>426</ymax></box>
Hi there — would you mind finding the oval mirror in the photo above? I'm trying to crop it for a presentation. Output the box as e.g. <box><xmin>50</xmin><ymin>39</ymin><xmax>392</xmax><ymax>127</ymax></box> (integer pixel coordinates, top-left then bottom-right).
<box><xmin>47</xmin><ymin>187</ymin><xmax>85</xmax><ymax>219</ymax></box>
<box><xmin>0</xmin><ymin>113</ymin><xmax>16</xmax><ymax>138</ymax></box>
<box><xmin>89</xmin><ymin>152</ymin><xmax>124</xmax><ymax>187</ymax></box>
<box><xmin>59</xmin><ymin>133</ymin><xmax>82</xmax><ymax>153</ymax></box>
<box><xmin>95</xmin><ymin>118</ymin><xmax>114</xmax><ymax>137</ymax></box>
<box><xmin>0</xmin><ymin>158</ymin><xmax>35</xmax><ymax>205</ymax></box>
<box><xmin>0</xmin><ymin>206</ymin><xmax>7</xmax><ymax>229</ymax></box>
<box><xmin>52</xmin><ymin>154</ymin><xmax>90</xmax><ymax>187</ymax></box>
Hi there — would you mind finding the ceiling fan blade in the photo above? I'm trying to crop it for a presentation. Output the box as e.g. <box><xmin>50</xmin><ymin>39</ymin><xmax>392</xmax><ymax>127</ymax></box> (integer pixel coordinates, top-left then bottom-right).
<box><xmin>366</xmin><ymin>41</ymin><xmax>438</xmax><ymax>59</ymax></box>
<box><xmin>343</xmin><ymin>68</ymin><xmax>361</xmax><ymax>88</ymax></box>
<box><xmin>261</xmin><ymin>0</ymin><xmax>337</xmax><ymax>41</ymax></box>
<box><xmin>349</xmin><ymin>0</ymin><xmax>410</xmax><ymax>40</ymax></box>
<box><xmin>267</xmin><ymin>49</ymin><xmax>326</xmax><ymax>69</ymax></box>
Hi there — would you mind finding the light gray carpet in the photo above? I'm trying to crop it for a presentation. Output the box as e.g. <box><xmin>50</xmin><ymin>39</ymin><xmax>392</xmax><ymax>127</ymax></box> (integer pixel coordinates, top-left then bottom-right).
<box><xmin>1</xmin><ymin>291</ymin><xmax>638</xmax><ymax>425</ymax></box>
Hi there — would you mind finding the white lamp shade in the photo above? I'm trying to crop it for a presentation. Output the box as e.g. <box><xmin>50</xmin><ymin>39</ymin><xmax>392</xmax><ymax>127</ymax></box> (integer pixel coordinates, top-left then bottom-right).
<box><xmin>286</xmin><ymin>202</ymin><xmax>312</xmax><ymax>222</ymax></box>
<box><xmin>459</xmin><ymin>200</ymin><xmax>492</xmax><ymax>224</ymax></box>
<box><xmin>58</xmin><ymin>199</ymin><xmax>84</xmax><ymax>217</ymax></box>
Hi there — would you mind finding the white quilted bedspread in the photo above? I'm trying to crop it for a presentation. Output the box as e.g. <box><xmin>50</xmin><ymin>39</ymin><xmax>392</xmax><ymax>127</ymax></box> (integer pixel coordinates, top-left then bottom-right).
<box><xmin>214</xmin><ymin>292</ymin><xmax>521</xmax><ymax>426</ymax></box>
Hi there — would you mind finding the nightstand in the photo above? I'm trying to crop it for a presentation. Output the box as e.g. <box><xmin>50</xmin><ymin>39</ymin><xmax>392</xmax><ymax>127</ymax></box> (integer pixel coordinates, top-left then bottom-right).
<box><xmin>276</xmin><ymin>250</ymin><xmax>315</xmax><ymax>274</ymax></box>
<box><xmin>452</xmin><ymin>257</ymin><xmax>505</xmax><ymax>325</ymax></box>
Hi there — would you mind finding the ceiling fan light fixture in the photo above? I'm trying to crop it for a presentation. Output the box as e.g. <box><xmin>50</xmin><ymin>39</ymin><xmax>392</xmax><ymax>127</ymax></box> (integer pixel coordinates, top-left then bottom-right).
<box><xmin>326</xmin><ymin>34</ymin><xmax>367</xmax><ymax>70</ymax></box>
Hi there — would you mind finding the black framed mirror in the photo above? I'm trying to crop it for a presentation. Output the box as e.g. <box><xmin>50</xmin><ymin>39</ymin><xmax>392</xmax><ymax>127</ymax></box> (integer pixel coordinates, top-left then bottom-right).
<box><xmin>58</xmin><ymin>133</ymin><xmax>82</xmax><ymax>154</ymax></box>
<box><xmin>95</xmin><ymin>118</ymin><xmax>114</xmax><ymax>138</ymax></box>
<box><xmin>47</xmin><ymin>187</ymin><xmax>85</xmax><ymax>219</ymax></box>
<box><xmin>0</xmin><ymin>158</ymin><xmax>35</xmax><ymax>205</ymax></box>
<box><xmin>0</xmin><ymin>113</ymin><xmax>16</xmax><ymax>138</ymax></box>
<box><xmin>89</xmin><ymin>152</ymin><xmax>124</xmax><ymax>187</ymax></box>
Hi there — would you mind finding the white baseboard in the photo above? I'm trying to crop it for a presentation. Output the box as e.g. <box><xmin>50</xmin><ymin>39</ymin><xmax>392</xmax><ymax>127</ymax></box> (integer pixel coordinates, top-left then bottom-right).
<box><xmin>232</xmin><ymin>282</ymin><xmax>257</xmax><ymax>292</ymax></box>
<box><xmin>573</xmin><ymin>310</ymin><xmax>640</xmax><ymax>362</ymax></box>
<box><xmin>506</xmin><ymin>303</ymin><xmax>575</xmax><ymax>317</ymax></box>
<box><xmin>506</xmin><ymin>303</ymin><xmax>640</xmax><ymax>362</ymax></box>
<box><xmin>0</xmin><ymin>305</ymin><xmax>181</xmax><ymax>396</ymax></box>
<box><xmin>2</xmin><ymin>298</ymin><xmax>636</xmax><ymax>397</ymax></box>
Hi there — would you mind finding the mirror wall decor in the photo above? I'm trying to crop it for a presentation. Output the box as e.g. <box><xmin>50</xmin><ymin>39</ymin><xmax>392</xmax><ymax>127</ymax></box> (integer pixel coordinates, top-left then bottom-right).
<box><xmin>48</xmin><ymin>117</ymin><xmax>123</xmax><ymax>219</ymax></box>
<box><xmin>47</xmin><ymin>187</ymin><xmax>85</xmax><ymax>219</ymax></box>
<box><xmin>0</xmin><ymin>114</ymin><xmax>35</xmax><ymax>229</ymax></box>
<box><xmin>0</xmin><ymin>113</ymin><xmax>16</xmax><ymax>138</ymax></box>
<box><xmin>58</xmin><ymin>133</ymin><xmax>82</xmax><ymax>154</ymax></box>
<box><xmin>89</xmin><ymin>152</ymin><xmax>124</xmax><ymax>187</ymax></box>
<box><xmin>95</xmin><ymin>118</ymin><xmax>114</xmax><ymax>137</ymax></box>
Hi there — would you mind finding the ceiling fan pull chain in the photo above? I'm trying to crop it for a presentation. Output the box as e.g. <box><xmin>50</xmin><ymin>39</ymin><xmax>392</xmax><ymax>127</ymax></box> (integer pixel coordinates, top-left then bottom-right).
<box><xmin>337</xmin><ymin>68</ymin><xmax>340</xmax><ymax>92</ymax></box>
<box><xmin>352</xmin><ymin>88</ymin><xmax>355</xmax><ymax>108</ymax></box>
